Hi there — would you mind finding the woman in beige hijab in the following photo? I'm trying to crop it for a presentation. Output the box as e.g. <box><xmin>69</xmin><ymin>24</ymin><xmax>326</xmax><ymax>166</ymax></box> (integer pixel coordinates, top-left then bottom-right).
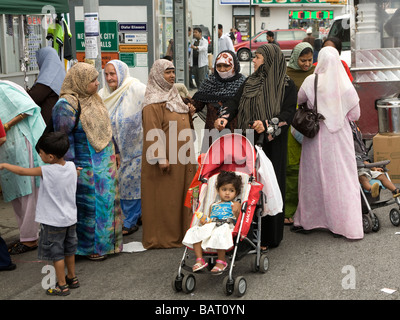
<box><xmin>141</xmin><ymin>59</ymin><xmax>196</xmax><ymax>249</ymax></box>
<box><xmin>52</xmin><ymin>62</ymin><xmax>123</xmax><ymax>260</ymax></box>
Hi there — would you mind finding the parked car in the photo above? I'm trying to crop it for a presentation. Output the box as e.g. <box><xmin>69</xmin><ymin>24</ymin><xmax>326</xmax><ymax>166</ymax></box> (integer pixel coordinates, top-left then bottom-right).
<box><xmin>234</xmin><ymin>29</ymin><xmax>307</xmax><ymax>61</ymax></box>
<box><xmin>193</xmin><ymin>24</ymin><xmax>213</xmax><ymax>53</ymax></box>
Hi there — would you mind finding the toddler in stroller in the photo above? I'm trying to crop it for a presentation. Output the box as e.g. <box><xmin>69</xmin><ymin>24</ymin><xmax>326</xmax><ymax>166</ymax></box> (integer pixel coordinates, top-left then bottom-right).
<box><xmin>351</xmin><ymin>121</ymin><xmax>400</xmax><ymax>232</ymax></box>
<box><xmin>182</xmin><ymin>171</ymin><xmax>242</xmax><ymax>275</ymax></box>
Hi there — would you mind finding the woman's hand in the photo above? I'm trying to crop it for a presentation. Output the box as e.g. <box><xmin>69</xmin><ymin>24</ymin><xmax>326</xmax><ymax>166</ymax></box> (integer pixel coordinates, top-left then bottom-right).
<box><xmin>188</xmin><ymin>103</ymin><xmax>196</xmax><ymax>117</ymax></box>
<box><xmin>159</xmin><ymin>159</ymin><xmax>170</xmax><ymax>174</ymax></box>
<box><xmin>215</xmin><ymin>118</ymin><xmax>228</xmax><ymax>131</ymax></box>
<box><xmin>250</xmin><ymin>120</ymin><xmax>265</xmax><ymax>134</ymax></box>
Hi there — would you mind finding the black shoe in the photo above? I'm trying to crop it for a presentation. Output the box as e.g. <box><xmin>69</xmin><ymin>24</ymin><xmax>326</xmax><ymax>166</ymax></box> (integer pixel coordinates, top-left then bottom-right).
<box><xmin>0</xmin><ymin>263</ymin><xmax>16</xmax><ymax>271</ymax></box>
<box><xmin>290</xmin><ymin>226</ymin><xmax>311</xmax><ymax>234</ymax></box>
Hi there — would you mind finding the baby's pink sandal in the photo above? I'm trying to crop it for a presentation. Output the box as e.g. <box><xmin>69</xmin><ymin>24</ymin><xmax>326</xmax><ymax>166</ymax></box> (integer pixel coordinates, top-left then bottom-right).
<box><xmin>192</xmin><ymin>258</ymin><xmax>208</xmax><ymax>272</ymax></box>
<box><xmin>211</xmin><ymin>259</ymin><xmax>228</xmax><ymax>275</ymax></box>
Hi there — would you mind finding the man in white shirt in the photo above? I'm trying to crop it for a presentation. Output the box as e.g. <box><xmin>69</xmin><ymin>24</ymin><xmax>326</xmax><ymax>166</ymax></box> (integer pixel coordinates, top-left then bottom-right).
<box><xmin>218</xmin><ymin>24</ymin><xmax>235</xmax><ymax>53</ymax></box>
<box><xmin>190</xmin><ymin>27</ymin><xmax>209</xmax><ymax>88</ymax></box>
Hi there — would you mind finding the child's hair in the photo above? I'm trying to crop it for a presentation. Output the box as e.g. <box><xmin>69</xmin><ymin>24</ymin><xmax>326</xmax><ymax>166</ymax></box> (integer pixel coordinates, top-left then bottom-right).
<box><xmin>216</xmin><ymin>171</ymin><xmax>242</xmax><ymax>196</ymax></box>
<box><xmin>35</xmin><ymin>132</ymin><xmax>70</xmax><ymax>159</ymax></box>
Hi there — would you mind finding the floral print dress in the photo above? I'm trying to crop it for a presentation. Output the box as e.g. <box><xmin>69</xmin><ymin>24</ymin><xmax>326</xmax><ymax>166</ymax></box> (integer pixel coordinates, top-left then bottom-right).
<box><xmin>53</xmin><ymin>98</ymin><xmax>123</xmax><ymax>256</ymax></box>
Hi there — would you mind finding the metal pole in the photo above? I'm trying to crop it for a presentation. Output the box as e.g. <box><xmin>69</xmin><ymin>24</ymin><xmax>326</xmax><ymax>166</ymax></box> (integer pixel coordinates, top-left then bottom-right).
<box><xmin>83</xmin><ymin>0</ymin><xmax>102</xmax><ymax>87</ymax></box>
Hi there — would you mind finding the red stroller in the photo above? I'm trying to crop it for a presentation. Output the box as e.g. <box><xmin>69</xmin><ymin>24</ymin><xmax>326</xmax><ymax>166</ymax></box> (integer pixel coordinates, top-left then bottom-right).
<box><xmin>172</xmin><ymin>133</ymin><xmax>267</xmax><ymax>297</ymax></box>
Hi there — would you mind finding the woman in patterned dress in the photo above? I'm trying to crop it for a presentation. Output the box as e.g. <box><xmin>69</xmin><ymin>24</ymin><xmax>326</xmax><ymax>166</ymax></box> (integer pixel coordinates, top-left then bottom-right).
<box><xmin>52</xmin><ymin>63</ymin><xmax>123</xmax><ymax>260</ymax></box>
<box><xmin>99</xmin><ymin>60</ymin><xmax>146</xmax><ymax>236</ymax></box>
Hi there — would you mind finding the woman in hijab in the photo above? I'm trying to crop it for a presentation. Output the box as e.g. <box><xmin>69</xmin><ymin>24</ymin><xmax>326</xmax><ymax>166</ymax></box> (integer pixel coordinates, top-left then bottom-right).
<box><xmin>52</xmin><ymin>62</ymin><xmax>123</xmax><ymax>260</ymax></box>
<box><xmin>141</xmin><ymin>59</ymin><xmax>196</xmax><ymax>249</ymax></box>
<box><xmin>99</xmin><ymin>60</ymin><xmax>146</xmax><ymax>236</ymax></box>
<box><xmin>28</xmin><ymin>47</ymin><xmax>66</xmax><ymax>125</ymax></box>
<box><xmin>215</xmin><ymin>44</ymin><xmax>297</xmax><ymax>248</ymax></box>
<box><xmin>284</xmin><ymin>42</ymin><xmax>314</xmax><ymax>225</ymax></box>
<box><xmin>0</xmin><ymin>80</ymin><xmax>45</xmax><ymax>254</ymax></box>
<box><xmin>191</xmin><ymin>50</ymin><xmax>246</xmax><ymax>152</ymax></box>
<box><xmin>293</xmin><ymin>47</ymin><xmax>363</xmax><ymax>239</ymax></box>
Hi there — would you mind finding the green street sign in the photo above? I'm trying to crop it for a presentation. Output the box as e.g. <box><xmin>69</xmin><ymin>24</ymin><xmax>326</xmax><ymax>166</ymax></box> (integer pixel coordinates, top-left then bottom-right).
<box><xmin>76</xmin><ymin>20</ymin><xmax>118</xmax><ymax>52</ymax></box>
<box><xmin>119</xmin><ymin>53</ymin><xmax>135</xmax><ymax>67</ymax></box>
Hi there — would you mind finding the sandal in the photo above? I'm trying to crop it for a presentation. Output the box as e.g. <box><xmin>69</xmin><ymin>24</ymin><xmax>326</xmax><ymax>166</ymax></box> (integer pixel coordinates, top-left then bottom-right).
<box><xmin>371</xmin><ymin>182</ymin><xmax>380</xmax><ymax>198</ymax></box>
<box><xmin>87</xmin><ymin>254</ymin><xmax>107</xmax><ymax>261</ymax></box>
<box><xmin>192</xmin><ymin>258</ymin><xmax>208</xmax><ymax>272</ymax></box>
<box><xmin>211</xmin><ymin>259</ymin><xmax>228</xmax><ymax>275</ymax></box>
<box><xmin>65</xmin><ymin>276</ymin><xmax>80</xmax><ymax>289</ymax></box>
<box><xmin>393</xmin><ymin>188</ymin><xmax>400</xmax><ymax>198</ymax></box>
<box><xmin>8</xmin><ymin>242</ymin><xmax>38</xmax><ymax>255</ymax></box>
<box><xmin>284</xmin><ymin>217</ymin><xmax>294</xmax><ymax>225</ymax></box>
<box><xmin>46</xmin><ymin>282</ymin><xmax>70</xmax><ymax>296</ymax></box>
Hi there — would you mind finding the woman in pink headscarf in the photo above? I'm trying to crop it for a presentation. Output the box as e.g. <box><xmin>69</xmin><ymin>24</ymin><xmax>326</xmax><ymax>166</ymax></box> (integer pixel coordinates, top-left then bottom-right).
<box><xmin>293</xmin><ymin>46</ymin><xmax>363</xmax><ymax>239</ymax></box>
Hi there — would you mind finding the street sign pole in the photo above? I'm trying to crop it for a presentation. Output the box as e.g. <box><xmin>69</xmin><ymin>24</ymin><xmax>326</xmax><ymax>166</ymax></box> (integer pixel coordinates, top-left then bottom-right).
<box><xmin>84</xmin><ymin>0</ymin><xmax>103</xmax><ymax>87</ymax></box>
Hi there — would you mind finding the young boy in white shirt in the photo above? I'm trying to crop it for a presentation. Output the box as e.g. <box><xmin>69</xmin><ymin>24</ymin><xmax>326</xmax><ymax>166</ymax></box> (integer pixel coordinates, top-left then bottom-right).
<box><xmin>0</xmin><ymin>132</ymin><xmax>80</xmax><ymax>296</ymax></box>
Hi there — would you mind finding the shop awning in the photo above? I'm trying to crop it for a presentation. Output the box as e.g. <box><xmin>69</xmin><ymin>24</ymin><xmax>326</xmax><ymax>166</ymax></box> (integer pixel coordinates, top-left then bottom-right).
<box><xmin>0</xmin><ymin>0</ymin><xmax>69</xmax><ymax>15</ymax></box>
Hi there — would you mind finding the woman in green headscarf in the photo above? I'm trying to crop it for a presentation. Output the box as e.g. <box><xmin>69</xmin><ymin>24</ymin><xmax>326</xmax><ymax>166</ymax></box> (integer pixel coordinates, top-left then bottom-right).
<box><xmin>285</xmin><ymin>42</ymin><xmax>314</xmax><ymax>225</ymax></box>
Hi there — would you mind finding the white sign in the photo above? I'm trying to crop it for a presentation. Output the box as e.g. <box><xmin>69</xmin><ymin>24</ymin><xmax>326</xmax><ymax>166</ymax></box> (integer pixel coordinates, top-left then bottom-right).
<box><xmin>125</xmin><ymin>33</ymin><xmax>148</xmax><ymax>44</ymax></box>
<box><xmin>85</xmin><ymin>36</ymin><xmax>98</xmax><ymax>59</ymax></box>
<box><xmin>84</xmin><ymin>12</ymin><xmax>99</xmax><ymax>36</ymax></box>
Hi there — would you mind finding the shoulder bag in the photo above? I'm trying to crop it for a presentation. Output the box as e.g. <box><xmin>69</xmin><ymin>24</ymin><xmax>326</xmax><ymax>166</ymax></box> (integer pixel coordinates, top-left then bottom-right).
<box><xmin>291</xmin><ymin>73</ymin><xmax>325</xmax><ymax>139</ymax></box>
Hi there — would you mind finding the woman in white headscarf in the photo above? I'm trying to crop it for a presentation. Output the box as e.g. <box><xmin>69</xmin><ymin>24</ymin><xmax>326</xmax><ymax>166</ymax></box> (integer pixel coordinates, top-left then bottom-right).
<box><xmin>99</xmin><ymin>60</ymin><xmax>146</xmax><ymax>236</ymax></box>
<box><xmin>293</xmin><ymin>46</ymin><xmax>363</xmax><ymax>239</ymax></box>
<box><xmin>28</xmin><ymin>47</ymin><xmax>66</xmax><ymax>125</ymax></box>
<box><xmin>141</xmin><ymin>59</ymin><xmax>196</xmax><ymax>249</ymax></box>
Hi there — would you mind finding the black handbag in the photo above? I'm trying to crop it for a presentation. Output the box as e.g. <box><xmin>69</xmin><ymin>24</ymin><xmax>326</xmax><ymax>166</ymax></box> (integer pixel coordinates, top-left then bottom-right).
<box><xmin>291</xmin><ymin>73</ymin><xmax>325</xmax><ymax>139</ymax></box>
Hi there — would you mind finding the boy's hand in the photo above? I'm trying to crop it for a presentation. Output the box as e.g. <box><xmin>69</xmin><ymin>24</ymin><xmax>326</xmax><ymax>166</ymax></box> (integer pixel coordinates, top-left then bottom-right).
<box><xmin>77</xmin><ymin>167</ymin><xmax>83</xmax><ymax>177</ymax></box>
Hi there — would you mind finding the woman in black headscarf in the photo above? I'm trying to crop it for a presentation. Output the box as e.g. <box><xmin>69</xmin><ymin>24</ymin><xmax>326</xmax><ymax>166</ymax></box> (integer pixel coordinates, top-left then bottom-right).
<box><xmin>215</xmin><ymin>44</ymin><xmax>297</xmax><ymax>249</ymax></box>
<box><xmin>191</xmin><ymin>50</ymin><xmax>246</xmax><ymax>152</ymax></box>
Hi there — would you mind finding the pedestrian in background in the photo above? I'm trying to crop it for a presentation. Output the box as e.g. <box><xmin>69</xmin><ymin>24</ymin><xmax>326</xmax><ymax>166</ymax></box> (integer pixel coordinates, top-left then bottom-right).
<box><xmin>190</xmin><ymin>27</ymin><xmax>209</xmax><ymax>89</ymax></box>
<box><xmin>303</xmin><ymin>27</ymin><xmax>315</xmax><ymax>48</ymax></box>
<box><xmin>215</xmin><ymin>44</ymin><xmax>297</xmax><ymax>249</ymax></box>
<box><xmin>0</xmin><ymin>80</ymin><xmax>46</xmax><ymax>255</ymax></box>
<box><xmin>284</xmin><ymin>42</ymin><xmax>314</xmax><ymax>225</ymax></box>
<box><xmin>99</xmin><ymin>60</ymin><xmax>146</xmax><ymax>236</ymax></box>
<box><xmin>28</xmin><ymin>47</ymin><xmax>66</xmax><ymax>125</ymax></box>
<box><xmin>235</xmin><ymin>28</ymin><xmax>242</xmax><ymax>43</ymax></box>
<box><xmin>293</xmin><ymin>47</ymin><xmax>363</xmax><ymax>239</ymax></box>
<box><xmin>141</xmin><ymin>59</ymin><xmax>196</xmax><ymax>249</ymax></box>
<box><xmin>267</xmin><ymin>31</ymin><xmax>280</xmax><ymax>47</ymax></box>
<box><xmin>52</xmin><ymin>62</ymin><xmax>123</xmax><ymax>261</ymax></box>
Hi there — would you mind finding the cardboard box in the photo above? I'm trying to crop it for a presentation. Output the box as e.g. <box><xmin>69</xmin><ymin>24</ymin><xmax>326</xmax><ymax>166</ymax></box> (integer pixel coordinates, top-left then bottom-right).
<box><xmin>373</xmin><ymin>133</ymin><xmax>400</xmax><ymax>183</ymax></box>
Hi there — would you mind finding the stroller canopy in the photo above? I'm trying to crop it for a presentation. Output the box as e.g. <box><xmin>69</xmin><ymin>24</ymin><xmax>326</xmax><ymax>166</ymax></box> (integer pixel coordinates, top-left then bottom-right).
<box><xmin>199</xmin><ymin>133</ymin><xmax>256</xmax><ymax>179</ymax></box>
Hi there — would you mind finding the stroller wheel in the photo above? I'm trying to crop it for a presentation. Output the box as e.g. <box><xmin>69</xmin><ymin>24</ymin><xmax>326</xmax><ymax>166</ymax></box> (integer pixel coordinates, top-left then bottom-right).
<box><xmin>234</xmin><ymin>276</ymin><xmax>247</xmax><ymax>297</ymax></box>
<box><xmin>171</xmin><ymin>273</ymin><xmax>184</xmax><ymax>292</ymax></box>
<box><xmin>222</xmin><ymin>276</ymin><xmax>234</xmax><ymax>296</ymax></box>
<box><xmin>372</xmin><ymin>215</ymin><xmax>380</xmax><ymax>232</ymax></box>
<box><xmin>182</xmin><ymin>274</ymin><xmax>196</xmax><ymax>294</ymax></box>
<box><xmin>259</xmin><ymin>254</ymin><xmax>269</xmax><ymax>273</ymax></box>
<box><xmin>390</xmin><ymin>208</ymin><xmax>400</xmax><ymax>226</ymax></box>
<box><xmin>362</xmin><ymin>214</ymin><xmax>373</xmax><ymax>233</ymax></box>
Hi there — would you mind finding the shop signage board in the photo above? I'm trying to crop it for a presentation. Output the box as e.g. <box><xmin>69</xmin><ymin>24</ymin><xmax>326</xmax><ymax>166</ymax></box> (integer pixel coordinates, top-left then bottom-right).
<box><xmin>119</xmin><ymin>52</ymin><xmax>135</xmax><ymax>67</ymax></box>
<box><xmin>76</xmin><ymin>20</ymin><xmax>118</xmax><ymax>52</ymax></box>
<box><xmin>119</xmin><ymin>44</ymin><xmax>148</xmax><ymax>52</ymax></box>
<box><xmin>76</xmin><ymin>52</ymin><xmax>119</xmax><ymax>69</ymax></box>
<box><xmin>289</xmin><ymin>10</ymin><xmax>333</xmax><ymax>19</ymax></box>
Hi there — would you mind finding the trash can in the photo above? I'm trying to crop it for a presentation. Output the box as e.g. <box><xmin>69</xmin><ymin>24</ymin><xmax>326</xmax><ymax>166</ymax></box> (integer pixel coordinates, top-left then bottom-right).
<box><xmin>377</xmin><ymin>97</ymin><xmax>400</xmax><ymax>134</ymax></box>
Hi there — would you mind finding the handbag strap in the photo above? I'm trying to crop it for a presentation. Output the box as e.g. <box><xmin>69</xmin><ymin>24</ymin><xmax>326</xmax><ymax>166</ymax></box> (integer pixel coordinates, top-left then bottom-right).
<box><xmin>314</xmin><ymin>73</ymin><xmax>318</xmax><ymax>112</ymax></box>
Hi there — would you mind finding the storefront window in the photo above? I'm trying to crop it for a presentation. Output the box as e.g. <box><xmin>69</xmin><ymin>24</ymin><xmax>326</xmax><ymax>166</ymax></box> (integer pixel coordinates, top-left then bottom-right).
<box><xmin>157</xmin><ymin>0</ymin><xmax>174</xmax><ymax>58</ymax></box>
<box><xmin>0</xmin><ymin>14</ymin><xmax>47</xmax><ymax>75</ymax></box>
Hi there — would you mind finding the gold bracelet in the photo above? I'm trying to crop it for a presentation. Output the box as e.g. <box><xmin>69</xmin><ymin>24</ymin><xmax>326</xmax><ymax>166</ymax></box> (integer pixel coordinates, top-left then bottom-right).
<box><xmin>19</xmin><ymin>114</ymin><xmax>24</xmax><ymax>120</ymax></box>
<box><xmin>4</xmin><ymin>124</ymin><xmax>9</xmax><ymax>132</ymax></box>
